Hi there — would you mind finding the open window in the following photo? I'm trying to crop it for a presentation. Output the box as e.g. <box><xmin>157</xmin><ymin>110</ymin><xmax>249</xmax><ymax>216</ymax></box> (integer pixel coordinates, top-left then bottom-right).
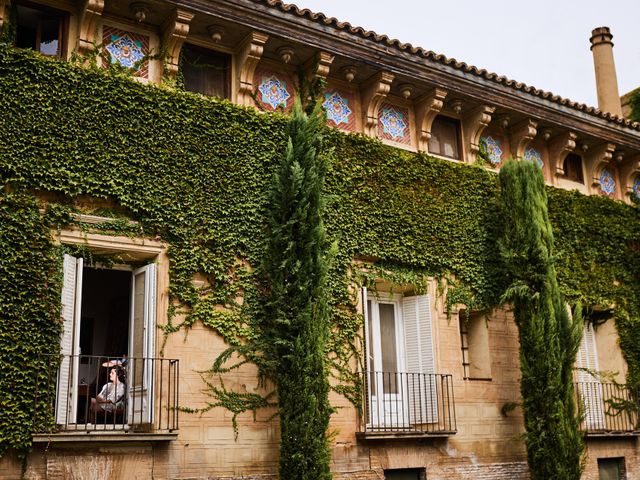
<box><xmin>363</xmin><ymin>289</ymin><xmax>438</xmax><ymax>429</ymax></box>
<box><xmin>14</xmin><ymin>1</ymin><xmax>67</xmax><ymax>57</ymax></box>
<box><xmin>57</xmin><ymin>254</ymin><xmax>156</xmax><ymax>427</ymax></box>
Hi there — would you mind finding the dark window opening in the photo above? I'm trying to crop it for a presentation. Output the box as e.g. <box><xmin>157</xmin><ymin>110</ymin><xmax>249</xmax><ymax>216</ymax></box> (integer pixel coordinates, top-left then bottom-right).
<box><xmin>428</xmin><ymin>115</ymin><xmax>461</xmax><ymax>160</ymax></box>
<box><xmin>181</xmin><ymin>43</ymin><xmax>230</xmax><ymax>98</ymax></box>
<box><xmin>15</xmin><ymin>2</ymin><xmax>66</xmax><ymax>57</ymax></box>
<box><xmin>76</xmin><ymin>267</ymin><xmax>131</xmax><ymax>424</ymax></box>
<box><xmin>562</xmin><ymin>153</ymin><xmax>584</xmax><ymax>183</ymax></box>
<box><xmin>384</xmin><ymin>468</ymin><xmax>426</xmax><ymax>480</ymax></box>
<box><xmin>598</xmin><ymin>457</ymin><xmax>625</xmax><ymax>480</ymax></box>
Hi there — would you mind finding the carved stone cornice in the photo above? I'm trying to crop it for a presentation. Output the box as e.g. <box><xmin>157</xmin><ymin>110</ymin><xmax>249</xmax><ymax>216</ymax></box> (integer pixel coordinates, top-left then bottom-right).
<box><xmin>414</xmin><ymin>88</ymin><xmax>447</xmax><ymax>152</ymax></box>
<box><xmin>77</xmin><ymin>0</ymin><xmax>105</xmax><ymax>57</ymax></box>
<box><xmin>509</xmin><ymin>119</ymin><xmax>538</xmax><ymax>160</ymax></box>
<box><xmin>360</xmin><ymin>71</ymin><xmax>394</xmax><ymax>137</ymax></box>
<box><xmin>549</xmin><ymin>131</ymin><xmax>577</xmax><ymax>176</ymax></box>
<box><xmin>462</xmin><ymin>104</ymin><xmax>495</xmax><ymax>162</ymax></box>
<box><xmin>235</xmin><ymin>31</ymin><xmax>269</xmax><ymax>106</ymax></box>
<box><xmin>586</xmin><ymin>142</ymin><xmax>616</xmax><ymax>189</ymax></box>
<box><xmin>619</xmin><ymin>154</ymin><xmax>640</xmax><ymax>198</ymax></box>
<box><xmin>305</xmin><ymin>51</ymin><xmax>334</xmax><ymax>81</ymax></box>
<box><xmin>162</xmin><ymin>9</ymin><xmax>195</xmax><ymax>78</ymax></box>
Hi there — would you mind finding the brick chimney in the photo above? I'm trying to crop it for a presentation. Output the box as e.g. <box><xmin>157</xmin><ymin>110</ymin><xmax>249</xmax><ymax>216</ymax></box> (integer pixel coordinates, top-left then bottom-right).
<box><xmin>590</xmin><ymin>26</ymin><xmax>622</xmax><ymax>116</ymax></box>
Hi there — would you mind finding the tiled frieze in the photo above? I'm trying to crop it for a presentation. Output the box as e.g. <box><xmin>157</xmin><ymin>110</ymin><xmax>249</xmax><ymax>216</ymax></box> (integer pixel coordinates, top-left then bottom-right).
<box><xmin>103</xmin><ymin>26</ymin><xmax>149</xmax><ymax>78</ymax></box>
<box><xmin>524</xmin><ymin>147</ymin><xmax>544</xmax><ymax>168</ymax></box>
<box><xmin>377</xmin><ymin>103</ymin><xmax>410</xmax><ymax>145</ymax></box>
<box><xmin>323</xmin><ymin>90</ymin><xmax>356</xmax><ymax>132</ymax></box>
<box><xmin>254</xmin><ymin>69</ymin><xmax>295</xmax><ymax>111</ymax></box>
<box><xmin>599</xmin><ymin>167</ymin><xmax>616</xmax><ymax>196</ymax></box>
<box><xmin>481</xmin><ymin>134</ymin><xmax>504</xmax><ymax>166</ymax></box>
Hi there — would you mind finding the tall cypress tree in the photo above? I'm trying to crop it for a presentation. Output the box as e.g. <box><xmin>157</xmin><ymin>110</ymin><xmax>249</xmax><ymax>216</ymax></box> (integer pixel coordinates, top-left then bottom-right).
<box><xmin>498</xmin><ymin>160</ymin><xmax>585</xmax><ymax>479</ymax></box>
<box><xmin>260</xmin><ymin>99</ymin><xmax>333</xmax><ymax>479</ymax></box>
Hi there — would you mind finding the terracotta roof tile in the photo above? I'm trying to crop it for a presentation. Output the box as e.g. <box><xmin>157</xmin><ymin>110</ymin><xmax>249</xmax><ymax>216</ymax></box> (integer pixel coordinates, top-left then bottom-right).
<box><xmin>257</xmin><ymin>0</ymin><xmax>640</xmax><ymax>131</ymax></box>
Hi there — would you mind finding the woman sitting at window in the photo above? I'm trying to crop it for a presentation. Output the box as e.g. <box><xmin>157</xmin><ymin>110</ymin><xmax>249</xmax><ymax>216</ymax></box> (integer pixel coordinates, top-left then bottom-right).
<box><xmin>91</xmin><ymin>366</ymin><xmax>126</xmax><ymax>413</ymax></box>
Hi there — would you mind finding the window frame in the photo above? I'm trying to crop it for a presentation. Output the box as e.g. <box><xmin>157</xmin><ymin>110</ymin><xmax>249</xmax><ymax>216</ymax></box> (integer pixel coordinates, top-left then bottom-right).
<box><xmin>428</xmin><ymin>114</ymin><xmax>462</xmax><ymax>160</ymax></box>
<box><xmin>14</xmin><ymin>0</ymin><xmax>69</xmax><ymax>58</ymax></box>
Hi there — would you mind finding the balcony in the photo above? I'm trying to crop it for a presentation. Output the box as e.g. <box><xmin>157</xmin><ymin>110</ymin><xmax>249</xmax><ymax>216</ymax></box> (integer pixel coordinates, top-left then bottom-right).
<box><xmin>574</xmin><ymin>381</ymin><xmax>640</xmax><ymax>436</ymax></box>
<box><xmin>32</xmin><ymin>355</ymin><xmax>179</xmax><ymax>440</ymax></box>
<box><xmin>357</xmin><ymin>371</ymin><xmax>457</xmax><ymax>439</ymax></box>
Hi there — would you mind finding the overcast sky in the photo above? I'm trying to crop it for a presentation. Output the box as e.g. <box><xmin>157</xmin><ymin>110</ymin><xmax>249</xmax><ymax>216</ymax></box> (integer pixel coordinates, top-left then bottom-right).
<box><xmin>295</xmin><ymin>0</ymin><xmax>639</xmax><ymax>108</ymax></box>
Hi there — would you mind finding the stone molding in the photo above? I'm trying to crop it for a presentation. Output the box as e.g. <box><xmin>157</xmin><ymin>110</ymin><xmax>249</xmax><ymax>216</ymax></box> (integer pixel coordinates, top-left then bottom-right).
<box><xmin>509</xmin><ymin>119</ymin><xmax>538</xmax><ymax>160</ymax></box>
<box><xmin>462</xmin><ymin>104</ymin><xmax>495</xmax><ymax>162</ymax></box>
<box><xmin>360</xmin><ymin>71</ymin><xmax>394</xmax><ymax>137</ymax></box>
<box><xmin>161</xmin><ymin>9</ymin><xmax>195</xmax><ymax>78</ymax></box>
<box><xmin>235</xmin><ymin>31</ymin><xmax>269</xmax><ymax>106</ymax></box>
<box><xmin>414</xmin><ymin>88</ymin><xmax>447</xmax><ymax>152</ymax></box>
<box><xmin>586</xmin><ymin>142</ymin><xmax>616</xmax><ymax>190</ymax></box>
<box><xmin>77</xmin><ymin>0</ymin><xmax>105</xmax><ymax>57</ymax></box>
<box><xmin>549</xmin><ymin>131</ymin><xmax>577</xmax><ymax>177</ymax></box>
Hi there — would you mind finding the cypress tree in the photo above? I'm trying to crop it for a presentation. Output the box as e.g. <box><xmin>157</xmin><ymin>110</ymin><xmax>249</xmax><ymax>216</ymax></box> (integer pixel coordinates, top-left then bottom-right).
<box><xmin>498</xmin><ymin>160</ymin><xmax>585</xmax><ymax>479</ymax></box>
<box><xmin>260</xmin><ymin>99</ymin><xmax>334</xmax><ymax>479</ymax></box>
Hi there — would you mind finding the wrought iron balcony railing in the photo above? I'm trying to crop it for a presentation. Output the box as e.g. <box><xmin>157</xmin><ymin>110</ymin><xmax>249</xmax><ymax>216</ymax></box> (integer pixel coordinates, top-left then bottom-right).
<box><xmin>358</xmin><ymin>371</ymin><xmax>456</xmax><ymax>436</ymax></box>
<box><xmin>33</xmin><ymin>354</ymin><xmax>179</xmax><ymax>434</ymax></box>
<box><xmin>574</xmin><ymin>381</ymin><xmax>640</xmax><ymax>435</ymax></box>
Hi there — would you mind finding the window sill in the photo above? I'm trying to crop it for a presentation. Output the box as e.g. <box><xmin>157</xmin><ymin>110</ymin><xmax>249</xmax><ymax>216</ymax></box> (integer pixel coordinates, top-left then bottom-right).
<box><xmin>33</xmin><ymin>431</ymin><xmax>178</xmax><ymax>443</ymax></box>
<box><xmin>356</xmin><ymin>430</ymin><xmax>456</xmax><ymax>441</ymax></box>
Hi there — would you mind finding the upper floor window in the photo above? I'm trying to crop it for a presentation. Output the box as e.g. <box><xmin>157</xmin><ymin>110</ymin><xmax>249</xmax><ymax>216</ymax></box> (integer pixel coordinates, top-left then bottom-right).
<box><xmin>15</xmin><ymin>2</ymin><xmax>67</xmax><ymax>57</ymax></box>
<box><xmin>181</xmin><ymin>44</ymin><xmax>230</xmax><ymax>99</ymax></box>
<box><xmin>428</xmin><ymin>115</ymin><xmax>461</xmax><ymax>160</ymax></box>
<box><xmin>562</xmin><ymin>153</ymin><xmax>585</xmax><ymax>183</ymax></box>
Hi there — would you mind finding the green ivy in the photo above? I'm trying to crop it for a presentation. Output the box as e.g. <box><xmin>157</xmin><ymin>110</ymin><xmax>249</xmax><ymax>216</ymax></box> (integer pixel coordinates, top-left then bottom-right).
<box><xmin>1</xmin><ymin>45</ymin><xmax>639</xmax><ymax>458</ymax></box>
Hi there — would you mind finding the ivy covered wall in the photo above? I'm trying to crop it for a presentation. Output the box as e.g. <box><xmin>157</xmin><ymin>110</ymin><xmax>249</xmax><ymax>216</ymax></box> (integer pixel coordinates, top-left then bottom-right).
<box><xmin>1</xmin><ymin>45</ymin><xmax>639</xmax><ymax>457</ymax></box>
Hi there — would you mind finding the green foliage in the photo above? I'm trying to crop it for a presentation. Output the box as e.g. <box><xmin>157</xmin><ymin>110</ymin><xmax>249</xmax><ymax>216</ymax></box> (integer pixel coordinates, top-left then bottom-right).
<box><xmin>0</xmin><ymin>190</ymin><xmax>63</xmax><ymax>458</ymax></box>
<box><xmin>629</xmin><ymin>88</ymin><xmax>640</xmax><ymax>122</ymax></box>
<box><xmin>498</xmin><ymin>160</ymin><xmax>584</xmax><ymax>479</ymax></box>
<box><xmin>1</xmin><ymin>45</ymin><xmax>640</xmax><ymax>461</ymax></box>
<box><xmin>258</xmin><ymin>100</ymin><xmax>333</xmax><ymax>479</ymax></box>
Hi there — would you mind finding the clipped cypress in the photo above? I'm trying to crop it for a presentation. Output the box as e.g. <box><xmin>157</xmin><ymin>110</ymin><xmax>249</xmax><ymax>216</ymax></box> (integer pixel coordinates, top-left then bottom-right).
<box><xmin>260</xmin><ymin>99</ymin><xmax>334</xmax><ymax>479</ymax></box>
<box><xmin>498</xmin><ymin>160</ymin><xmax>585</xmax><ymax>479</ymax></box>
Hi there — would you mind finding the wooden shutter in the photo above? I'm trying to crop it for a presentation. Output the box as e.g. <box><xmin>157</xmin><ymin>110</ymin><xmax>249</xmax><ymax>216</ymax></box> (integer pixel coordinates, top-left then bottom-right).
<box><xmin>128</xmin><ymin>264</ymin><xmax>156</xmax><ymax>424</ymax></box>
<box><xmin>56</xmin><ymin>255</ymin><xmax>82</xmax><ymax>424</ymax></box>
<box><xmin>403</xmin><ymin>294</ymin><xmax>437</xmax><ymax>424</ymax></box>
<box><xmin>576</xmin><ymin>323</ymin><xmax>604</xmax><ymax>429</ymax></box>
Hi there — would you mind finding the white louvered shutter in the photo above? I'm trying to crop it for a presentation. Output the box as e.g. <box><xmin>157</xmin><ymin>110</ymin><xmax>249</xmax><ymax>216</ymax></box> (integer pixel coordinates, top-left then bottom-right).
<box><xmin>403</xmin><ymin>294</ymin><xmax>437</xmax><ymax>424</ymax></box>
<box><xmin>57</xmin><ymin>255</ymin><xmax>82</xmax><ymax>424</ymax></box>
<box><xmin>576</xmin><ymin>323</ymin><xmax>604</xmax><ymax>429</ymax></box>
<box><xmin>128</xmin><ymin>264</ymin><xmax>157</xmax><ymax>424</ymax></box>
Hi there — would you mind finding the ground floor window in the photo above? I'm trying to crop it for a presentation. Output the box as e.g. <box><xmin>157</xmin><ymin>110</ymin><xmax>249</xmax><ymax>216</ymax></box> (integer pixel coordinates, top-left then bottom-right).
<box><xmin>598</xmin><ymin>457</ymin><xmax>625</xmax><ymax>480</ymax></box>
<box><xmin>384</xmin><ymin>468</ymin><xmax>426</xmax><ymax>480</ymax></box>
<box><xmin>57</xmin><ymin>254</ymin><xmax>156</xmax><ymax>426</ymax></box>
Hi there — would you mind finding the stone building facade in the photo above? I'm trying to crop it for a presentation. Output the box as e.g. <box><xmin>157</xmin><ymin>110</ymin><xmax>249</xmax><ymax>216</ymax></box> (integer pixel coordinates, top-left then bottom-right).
<box><xmin>0</xmin><ymin>1</ymin><xmax>639</xmax><ymax>479</ymax></box>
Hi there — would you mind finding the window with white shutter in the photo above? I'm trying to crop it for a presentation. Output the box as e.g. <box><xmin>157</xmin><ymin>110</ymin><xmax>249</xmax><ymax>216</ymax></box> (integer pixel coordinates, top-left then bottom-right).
<box><xmin>576</xmin><ymin>323</ymin><xmax>605</xmax><ymax>429</ymax></box>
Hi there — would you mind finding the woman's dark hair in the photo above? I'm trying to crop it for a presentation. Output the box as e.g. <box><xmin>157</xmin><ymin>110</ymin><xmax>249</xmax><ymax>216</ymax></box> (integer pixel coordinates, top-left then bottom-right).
<box><xmin>113</xmin><ymin>366</ymin><xmax>126</xmax><ymax>384</ymax></box>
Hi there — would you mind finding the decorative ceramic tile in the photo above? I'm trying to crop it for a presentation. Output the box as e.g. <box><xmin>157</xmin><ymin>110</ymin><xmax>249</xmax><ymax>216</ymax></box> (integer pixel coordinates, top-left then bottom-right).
<box><xmin>633</xmin><ymin>177</ymin><xmax>640</xmax><ymax>200</ymax></box>
<box><xmin>524</xmin><ymin>147</ymin><xmax>544</xmax><ymax>168</ymax></box>
<box><xmin>482</xmin><ymin>136</ymin><xmax>503</xmax><ymax>165</ymax></box>
<box><xmin>323</xmin><ymin>91</ymin><xmax>351</xmax><ymax>126</ymax></box>
<box><xmin>378</xmin><ymin>104</ymin><xmax>409</xmax><ymax>142</ymax></box>
<box><xmin>599</xmin><ymin>168</ymin><xmax>616</xmax><ymax>195</ymax></box>
<box><xmin>258</xmin><ymin>75</ymin><xmax>291</xmax><ymax>109</ymax></box>
<box><xmin>103</xmin><ymin>27</ymin><xmax>149</xmax><ymax>78</ymax></box>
